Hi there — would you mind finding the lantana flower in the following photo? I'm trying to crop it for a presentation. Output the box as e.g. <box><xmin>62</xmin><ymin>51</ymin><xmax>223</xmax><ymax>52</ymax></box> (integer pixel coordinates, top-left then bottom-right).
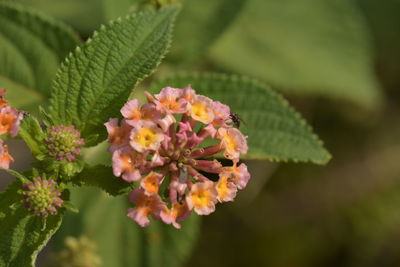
<box><xmin>105</xmin><ymin>85</ymin><xmax>250</xmax><ymax>228</ymax></box>
<box><xmin>0</xmin><ymin>88</ymin><xmax>23</xmax><ymax>169</ymax></box>
<box><xmin>0</xmin><ymin>139</ymin><xmax>14</xmax><ymax>169</ymax></box>
<box><xmin>0</xmin><ymin>89</ymin><xmax>23</xmax><ymax>137</ymax></box>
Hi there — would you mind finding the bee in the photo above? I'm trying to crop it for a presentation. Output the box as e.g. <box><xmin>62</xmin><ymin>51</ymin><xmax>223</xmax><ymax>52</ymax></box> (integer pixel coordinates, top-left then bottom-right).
<box><xmin>229</xmin><ymin>112</ymin><xmax>243</xmax><ymax>128</ymax></box>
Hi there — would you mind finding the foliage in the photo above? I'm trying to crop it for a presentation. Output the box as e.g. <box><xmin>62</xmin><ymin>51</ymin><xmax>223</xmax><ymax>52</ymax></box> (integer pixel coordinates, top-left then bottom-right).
<box><xmin>0</xmin><ymin>1</ymin><xmax>79</xmax><ymax>110</ymax></box>
<box><xmin>0</xmin><ymin>1</ymin><xmax>333</xmax><ymax>266</ymax></box>
<box><xmin>54</xmin><ymin>187</ymin><xmax>200</xmax><ymax>267</ymax></box>
<box><xmin>153</xmin><ymin>73</ymin><xmax>330</xmax><ymax>164</ymax></box>
<box><xmin>0</xmin><ymin>181</ymin><xmax>64</xmax><ymax>267</ymax></box>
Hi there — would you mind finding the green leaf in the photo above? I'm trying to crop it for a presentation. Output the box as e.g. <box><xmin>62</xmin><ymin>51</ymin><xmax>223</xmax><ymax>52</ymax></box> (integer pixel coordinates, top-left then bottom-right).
<box><xmin>0</xmin><ymin>2</ymin><xmax>80</xmax><ymax>109</ymax></box>
<box><xmin>153</xmin><ymin>73</ymin><xmax>331</xmax><ymax>164</ymax></box>
<box><xmin>54</xmin><ymin>187</ymin><xmax>200</xmax><ymax>267</ymax></box>
<box><xmin>71</xmin><ymin>165</ymin><xmax>132</xmax><ymax>196</ymax></box>
<box><xmin>14</xmin><ymin>0</ymin><xmax>108</xmax><ymax>36</ymax></box>
<box><xmin>18</xmin><ymin>114</ymin><xmax>47</xmax><ymax>159</ymax></box>
<box><xmin>209</xmin><ymin>0</ymin><xmax>382</xmax><ymax>108</ymax></box>
<box><xmin>170</xmin><ymin>0</ymin><xmax>247</xmax><ymax>63</ymax></box>
<box><xmin>0</xmin><ymin>181</ymin><xmax>64</xmax><ymax>267</ymax></box>
<box><xmin>49</xmin><ymin>6</ymin><xmax>179</xmax><ymax>145</ymax></box>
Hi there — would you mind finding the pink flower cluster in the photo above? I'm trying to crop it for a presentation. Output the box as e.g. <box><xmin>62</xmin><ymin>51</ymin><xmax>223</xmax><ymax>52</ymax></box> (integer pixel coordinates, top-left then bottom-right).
<box><xmin>0</xmin><ymin>89</ymin><xmax>23</xmax><ymax>169</ymax></box>
<box><xmin>105</xmin><ymin>86</ymin><xmax>250</xmax><ymax>228</ymax></box>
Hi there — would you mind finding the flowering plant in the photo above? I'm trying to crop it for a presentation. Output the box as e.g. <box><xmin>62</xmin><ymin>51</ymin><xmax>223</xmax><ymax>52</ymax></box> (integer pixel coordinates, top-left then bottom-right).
<box><xmin>0</xmin><ymin>1</ymin><xmax>330</xmax><ymax>266</ymax></box>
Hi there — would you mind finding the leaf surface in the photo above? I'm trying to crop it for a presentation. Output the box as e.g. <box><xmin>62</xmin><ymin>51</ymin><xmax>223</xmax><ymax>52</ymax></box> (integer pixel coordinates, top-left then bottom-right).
<box><xmin>153</xmin><ymin>73</ymin><xmax>331</xmax><ymax>164</ymax></box>
<box><xmin>210</xmin><ymin>0</ymin><xmax>382</xmax><ymax>107</ymax></box>
<box><xmin>169</xmin><ymin>0</ymin><xmax>247</xmax><ymax>63</ymax></box>
<box><xmin>71</xmin><ymin>165</ymin><xmax>132</xmax><ymax>196</ymax></box>
<box><xmin>0</xmin><ymin>2</ymin><xmax>79</xmax><ymax>109</ymax></box>
<box><xmin>0</xmin><ymin>181</ymin><xmax>63</xmax><ymax>267</ymax></box>
<box><xmin>49</xmin><ymin>6</ymin><xmax>178</xmax><ymax>144</ymax></box>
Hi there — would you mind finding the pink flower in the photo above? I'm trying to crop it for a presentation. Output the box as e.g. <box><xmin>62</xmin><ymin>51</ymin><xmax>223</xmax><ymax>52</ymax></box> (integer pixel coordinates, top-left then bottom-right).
<box><xmin>224</xmin><ymin>162</ymin><xmax>251</xmax><ymax>190</ymax></box>
<box><xmin>105</xmin><ymin>85</ymin><xmax>250</xmax><ymax>227</ymax></box>
<box><xmin>189</xmin><ymin>95</ymin><xmax>215</xmax><ymax>124</ymax></box>
<box><xmin>212</xmin><ymin>101</ymin><xmax>231</xmax><ymax>127</ymax></box>
<box><xmin>121</xmin><ymin>100</ymin><xmax>162</xmax><ymax>126</ymax></box>
<box><xmin>160</xmin><ymin>202</ymin><xmax>191</xmax><ymax>229</ymax></box>
<box><xmin>0</xmin><ymin>106</ymin><xmax>23</xmax><ymax>137</ymax></box>
<box><xmin>141</xmin><ymin>171</ymin><xmax>163</xmax><ymax>196</ymax></box>
<box><xmin>186</xmin><ymin>181</ymin><xmax>218</xmax><ymax>215</ymax></box>
<box><xmin>0</xmin><ymin>139</ymin><xmax>13</xmax><ymax>169</ymax></box>
<box><xmin>216</xmin><ymin>173</ymin><xmax>238</xmax><ymax>202</ymax></box>
<box><xmin>217</xmin><ymin>127</ymin><xmax>248</xmax><ymax>160</ymax></box>
<box><xmin>154</xmin><ymin>87</ymin><xmax>188</xmax><ymax>114</ymax></box>
<box><xmin>127</xmin><ymin>188</ymin><xmax>166</xmax><ymax>227</ymax></box>
<box><xmin>129</xmin><ymin>121</ymin><xmax>164</xmax><ymax>152</ymax></box>
<box><xmin>104</xmin><ymin>119</ymin><xmax>132</xmax><ymax>152</ymax></box>
<box><xmin>112</xmin><ymin>147</ymin><xmax>144</xmax><ymax>182</ymax></box>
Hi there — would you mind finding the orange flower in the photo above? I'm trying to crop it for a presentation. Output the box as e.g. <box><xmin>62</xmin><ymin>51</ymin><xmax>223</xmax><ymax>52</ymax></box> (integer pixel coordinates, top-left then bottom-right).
<box><xmin>0</xmin><ymin>140</ymin><xmax>13</xmax><ymax>169</ymax></box>
<box><xmin>141</xmin><ymin>171</ymin><xmax>163</xmax><ymax>196</ymax></box>
<box><xmin>0</xmin><ymin>106</ymin><xmax>23</xmax><ymax>137</ymax></box>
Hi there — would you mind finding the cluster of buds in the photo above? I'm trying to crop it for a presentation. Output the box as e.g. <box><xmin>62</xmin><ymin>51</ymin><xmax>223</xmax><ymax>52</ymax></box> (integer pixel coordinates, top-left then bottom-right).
<box><xmin>45</xmin><ymin>125</ymin><xmax>84</xmax><ymax>162</ymax></box>
<box><xmin>0</xmin><ymin>88</ymin><xmax>23</xmax><ymax>169</ymax></box>
<box><xmin>105</xmin><ymin>86</ymin><xmax>250</xmax><ymax>228</ymax></box>
<box><xmin>21</xmin><ymin>177</ymin><xmax>63</xmax><ymax>217</ymax></box>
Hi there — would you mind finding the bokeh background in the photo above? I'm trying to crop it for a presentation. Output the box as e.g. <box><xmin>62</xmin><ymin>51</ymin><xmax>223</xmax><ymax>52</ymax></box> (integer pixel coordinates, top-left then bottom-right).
<box><xmin>2</xmin><ymin>0</ymin><xmax>400</xmax><ymax>266</ymax></box>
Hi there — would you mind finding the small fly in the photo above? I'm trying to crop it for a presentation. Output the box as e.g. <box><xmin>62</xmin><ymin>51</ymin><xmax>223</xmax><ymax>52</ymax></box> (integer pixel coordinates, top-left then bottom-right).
<box><xmin>229</xmin><ymin>112</ymin><xmax>244</xmax><ymax>128</ymax></box>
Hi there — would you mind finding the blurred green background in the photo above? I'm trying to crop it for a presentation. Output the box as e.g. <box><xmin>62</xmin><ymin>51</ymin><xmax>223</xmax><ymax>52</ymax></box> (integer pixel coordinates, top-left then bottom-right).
<box><xmin>2</xmin><ymin>0</ymin><xmax>400</xmax><ymax>266</ymax></box>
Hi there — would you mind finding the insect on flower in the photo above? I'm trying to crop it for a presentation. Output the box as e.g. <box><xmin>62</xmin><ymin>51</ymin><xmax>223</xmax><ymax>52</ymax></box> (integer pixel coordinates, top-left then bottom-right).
<box><xmin>105</xmin><ymin>85</ymin><xmax>250</xmax><ymax>228</ymax></box>
<box><xmin>229</xmin><ymin>112</ymin><xmax>244</xmax><ymax>128</ymax></box>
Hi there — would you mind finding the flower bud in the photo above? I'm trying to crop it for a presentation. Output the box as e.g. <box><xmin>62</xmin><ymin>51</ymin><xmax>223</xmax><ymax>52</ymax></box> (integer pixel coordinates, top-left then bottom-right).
<box><xmin>22</xmin><ymin>177</ymin><xmax>63</xmax><ymax>217</ymax></box>
<box><xmin>45</xmin><ymin>125</ymin><xmax>84</xmax><ymax>162</ymax></box>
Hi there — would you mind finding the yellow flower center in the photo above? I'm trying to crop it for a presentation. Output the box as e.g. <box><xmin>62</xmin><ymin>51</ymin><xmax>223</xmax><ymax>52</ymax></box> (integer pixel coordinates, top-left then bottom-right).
<box><xmin>192</xmin><ymin>189</ymin><xmax>211</xmax><ymax>207</ymax></box>
<box><xmin>135</xmin><ymin>128</ymin><xmax>158</xmax><ymax>148</ymax></box>
<box><xmin>223</xmin><ymin>133</ymin><xmax>237</xmax><ymax>152</ymax></box>
<box><xmin>217</xmin><ymin>177</ymin><xmax>229</xmax><ymax>199</ymax></box>
<box><xmin>192</xmin><ymin>102</ymin><xmax>211</xmax><ymax>122</ymax></box>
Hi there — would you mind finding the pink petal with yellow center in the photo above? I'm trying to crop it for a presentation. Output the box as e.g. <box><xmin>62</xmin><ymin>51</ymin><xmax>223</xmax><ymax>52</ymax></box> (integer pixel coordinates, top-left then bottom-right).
<box><xmin>216</xmin><ymin>173</ymin><xmax>238</xmax><ymax>202</ymax></box>
<box><xmin>189</xmin><ymin>95</ymin><xmax>214</xmax><ymax>124</ymax></box>
<box><xmin>129</xmin><ymin>121</ymin><xmax>164</xmax><ymax>152</ymax></box>
<box><xmin>218</xmin><ymin>127</ymin><xmax>248</xmax><ymax>160</ymax></box>
<box><xmin>186</xmin><ymin>181</ymin><xmax>218</xmax><ymax>215</ymax></box>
